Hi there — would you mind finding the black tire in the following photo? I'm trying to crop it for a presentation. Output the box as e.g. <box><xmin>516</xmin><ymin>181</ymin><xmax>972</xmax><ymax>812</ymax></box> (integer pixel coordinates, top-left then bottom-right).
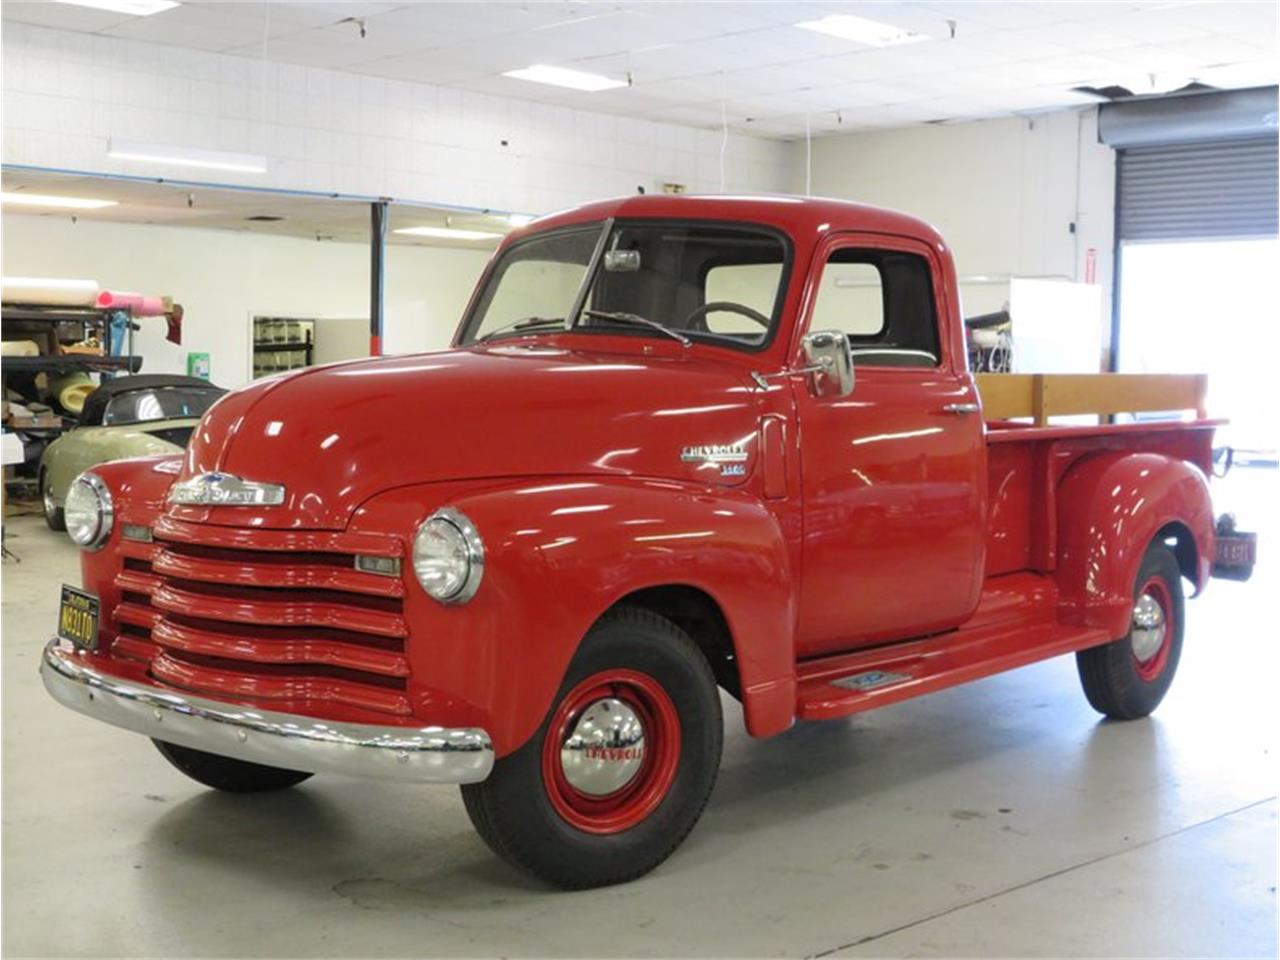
<box><xmin>461</xmin><ymin>606</ymin><xmax>723</xmax><ymax>889</ymax></box>
<box><xmin>40</xmin><ymin>470</ymin><xmax>65</xmax><ymax>532</ymax></box>
<box><xmin>152</xmin><ymin>740</ymin><xmax>313</xmax><ymax>793</ymax></box>
<box><xmin>1076</xmin><ymin>542</ymin><xmax>1184</xmax><ymax>720</ymax></box>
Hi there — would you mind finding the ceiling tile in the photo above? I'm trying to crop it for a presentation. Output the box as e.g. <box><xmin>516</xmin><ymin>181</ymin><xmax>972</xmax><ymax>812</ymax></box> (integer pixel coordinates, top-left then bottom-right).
<box><xmin>911</xmin><ymin>1</ymin><xmax>1069</xmax><ymax>31</ymax></box>
<box><xmin>1164</xmin><ymin>0</ymin><xmax>1278</xmax><ymax>37</ymax></box>
<box><xmin>1193</xmin><ymin>60</ymin><xmax>1280</xmax><ymax>88</ymax></box>
<box><xmin>3</xmin><ymin>0</ymin><xmax>1275</xmax><ymax>143</ymax></box>
<box><xmin>0</xmin><ymin>2</ymin><xmax>135</xmax><ymax>34</ymax></box>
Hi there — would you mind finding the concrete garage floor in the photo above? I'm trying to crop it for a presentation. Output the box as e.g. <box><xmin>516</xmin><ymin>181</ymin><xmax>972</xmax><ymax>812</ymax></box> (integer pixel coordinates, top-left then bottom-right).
<box><xmin>2</xmin><ymin>471</ymin><xmax>1276</xmax><ymax>958</ymax></box>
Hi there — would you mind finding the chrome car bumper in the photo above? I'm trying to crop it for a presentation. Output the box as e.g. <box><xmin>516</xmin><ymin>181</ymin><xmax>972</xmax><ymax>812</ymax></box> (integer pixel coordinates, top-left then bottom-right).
<box><xmin>41</xmin><ymin>640</ymin><xmax>493</xmax><ymax>784</ymax></box>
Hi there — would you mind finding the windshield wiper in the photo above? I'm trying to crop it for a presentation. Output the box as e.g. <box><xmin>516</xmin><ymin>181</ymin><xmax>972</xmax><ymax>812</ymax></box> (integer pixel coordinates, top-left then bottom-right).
<box><xmin>475</xmin><ymin>316</ymin><xmax>566</xmax><ymax>343</ymax></box>
<box><xmin>581</xmin><ymin>309</ymin><xmax>691</xmax><ymax>348</ymax></box>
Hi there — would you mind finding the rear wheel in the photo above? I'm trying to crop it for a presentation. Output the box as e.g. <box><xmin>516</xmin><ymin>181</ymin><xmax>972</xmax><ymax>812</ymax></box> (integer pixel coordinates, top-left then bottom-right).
<box><xmin>1076</xmin><ymin>542</ymin><xmax>1184</xmax><ymax>720</ymax></box>
<box><xmin>40</xmin><ymin>470</ymin><xmax>65</xmax><ymax>532</ymax></box>
<box><xmin>152</xmin><ymin>740</ymin><xmax>313</xmax><ymax>793</ymax></box>
<box><xmin>461</xmin><ymin>606</ymin><xmax>723</xmax><ymax>889</ymax></box>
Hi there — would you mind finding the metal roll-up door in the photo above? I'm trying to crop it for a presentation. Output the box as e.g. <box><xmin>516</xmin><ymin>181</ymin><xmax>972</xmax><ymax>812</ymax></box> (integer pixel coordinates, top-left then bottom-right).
<box><xmin>1118</xmin><ymin>137</ymin><xmax>1279</xmax><ymax>241</ymax></box>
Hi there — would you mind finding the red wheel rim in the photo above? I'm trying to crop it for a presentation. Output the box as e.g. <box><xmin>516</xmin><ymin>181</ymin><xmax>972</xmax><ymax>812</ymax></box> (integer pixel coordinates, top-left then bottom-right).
<box><xmin>1131</xmin><ymin>576</ymin><xmax>1172</xmax><ymax>682</ymax></box>
<box><xmin>541</xmin><ymin>669</ymin><xmax>681</xmax><ymax>835</ymax></box>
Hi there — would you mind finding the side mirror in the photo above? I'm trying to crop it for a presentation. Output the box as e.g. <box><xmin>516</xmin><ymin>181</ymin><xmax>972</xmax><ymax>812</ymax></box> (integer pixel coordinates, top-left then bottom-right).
<box><xmin>801</xmin><ymin>330</ymin><xmax>854</xmax><ymax>398</ymax></box>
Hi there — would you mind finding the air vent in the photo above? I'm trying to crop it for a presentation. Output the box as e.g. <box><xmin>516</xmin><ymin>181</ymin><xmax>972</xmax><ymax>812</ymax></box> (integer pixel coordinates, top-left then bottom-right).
<box><xmin>1073</xmin><ymin>81</ymin><xmax>1216</xmax><ymax>102</ymax></box>
<box><xmin>1073</xmin><ymin>84</ymin><xmax>1138</xmax><ymax>101</ymax></box>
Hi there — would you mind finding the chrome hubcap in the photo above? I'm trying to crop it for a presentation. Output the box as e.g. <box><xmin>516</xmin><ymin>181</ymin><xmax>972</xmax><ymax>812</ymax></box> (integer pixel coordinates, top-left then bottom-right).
<box><xmin>1131</xmin><ymin>592</ymin><xmax>1167</xmax><ymax>663</ymax></box>
<box><xmin>559</xmin><ymin>697</ymin><xmax>646</xmax><ymax>797</ymax></box>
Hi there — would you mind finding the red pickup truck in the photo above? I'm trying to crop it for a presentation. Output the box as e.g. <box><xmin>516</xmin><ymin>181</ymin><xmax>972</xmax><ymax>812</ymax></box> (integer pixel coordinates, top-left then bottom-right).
<box><xmin>43</xmin><ymin>195</ymin><xmax>1252</xmax><ymax>889</ymax></box>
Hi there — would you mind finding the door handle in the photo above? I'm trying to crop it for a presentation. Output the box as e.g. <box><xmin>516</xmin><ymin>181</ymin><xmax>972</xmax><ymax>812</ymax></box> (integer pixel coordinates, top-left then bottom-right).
<box><xmin>941</xmin><ymin>402</ymin><xmax>980</xmax><ymax>415</ymax></box>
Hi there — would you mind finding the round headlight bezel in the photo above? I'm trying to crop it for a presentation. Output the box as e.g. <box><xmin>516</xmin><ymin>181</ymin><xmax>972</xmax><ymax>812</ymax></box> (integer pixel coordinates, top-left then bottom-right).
<box><xmin>412</xmin><ymin>507</ymin><xmax>484</xmax><ymax>604</ymax></box>
<box><xmin>64</xmin><ymin>472</ymin><xmax>114</xmax><ymax>550</ymax></box>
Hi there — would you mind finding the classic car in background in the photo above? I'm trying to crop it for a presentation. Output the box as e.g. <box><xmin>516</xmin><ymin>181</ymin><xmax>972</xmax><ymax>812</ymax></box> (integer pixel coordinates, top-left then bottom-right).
<box><xmin>40</xmin><ymin>374</ymin><xmax>225</xmax><ymax>531</ymax></box>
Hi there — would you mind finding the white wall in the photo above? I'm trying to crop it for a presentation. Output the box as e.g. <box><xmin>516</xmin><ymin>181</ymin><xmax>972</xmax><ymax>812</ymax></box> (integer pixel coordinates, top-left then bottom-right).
<box><xmin>1</xmin><ymin>212</ymin><xmax>490</xmax><ymax>387</ymax></box>
<box><xmin>803</xmin><ymin>109</ymin><xmax>1117</xmax><ymax>362</ymax></box>
<box><xmin>2</xmin><ymin>23</ymin><xmax>791</xmax><ymax>214</ymax></box>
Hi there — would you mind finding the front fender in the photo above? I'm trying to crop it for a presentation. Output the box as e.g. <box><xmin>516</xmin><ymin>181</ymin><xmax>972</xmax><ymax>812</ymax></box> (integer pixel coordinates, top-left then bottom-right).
<box><xmin>42</xmin><ymin>429</ymin><xmax>183</xmax><ymax>504</ymax></box>
<box><xmin>354</xmin><ymin>477</ymin><xmax>796</xmax><ymax>756</ymax></box>
<box><xmin>71</xmin><ymin>456</ymin><xmax>183</xmax><ymax>646</ymax></box>
<box><xmin>1056</xmin><ymin>452</ymin><xmax>1213</xmax><ymax>637</ymax></box>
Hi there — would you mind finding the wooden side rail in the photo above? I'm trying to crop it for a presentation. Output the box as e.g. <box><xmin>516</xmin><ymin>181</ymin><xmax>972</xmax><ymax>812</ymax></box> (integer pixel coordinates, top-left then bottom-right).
<box><xmin>975</xmin><ymin>373</ymin><xmax>1208</xmax><ymax>425</ymax></box>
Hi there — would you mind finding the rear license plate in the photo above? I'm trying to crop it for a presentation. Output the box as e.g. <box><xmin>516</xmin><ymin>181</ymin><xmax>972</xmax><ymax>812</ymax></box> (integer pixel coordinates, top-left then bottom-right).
<box><xmin>1216</xmin><ymin>533</ymin><xmax>1257</xmax><ymax>566</ymax></box>
<box><xmin>57</xmin><ymin>585</ymin><xmax>100</xmax><ymax>651</ymax></box>
<box><xmin>1213</xmin><ymin>532</ymin><xmax>1257</xmax><ymax>582</ymax></box>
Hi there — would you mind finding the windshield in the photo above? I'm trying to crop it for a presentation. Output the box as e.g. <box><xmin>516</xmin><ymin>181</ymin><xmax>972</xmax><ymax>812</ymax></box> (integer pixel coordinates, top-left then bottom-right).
<box><xmin>461</xmin><ymin>221</ymin><xmax>788</xmax><ymax>350</ymax></box>
<box><xmin>102</xmin><ymin>387</ymin><xmax>224</xmax><ymax>426</ymax></box>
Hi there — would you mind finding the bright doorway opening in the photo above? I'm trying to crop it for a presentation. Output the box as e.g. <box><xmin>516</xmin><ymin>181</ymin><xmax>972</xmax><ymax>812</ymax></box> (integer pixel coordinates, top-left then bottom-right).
<box><xmin>1117</xmin><ymin>237</ymin><xmax>1279</xmax><ymax>464</ymax></box>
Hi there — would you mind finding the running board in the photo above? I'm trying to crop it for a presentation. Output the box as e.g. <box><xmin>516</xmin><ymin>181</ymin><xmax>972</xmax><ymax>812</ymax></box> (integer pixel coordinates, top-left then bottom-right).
<box><xmin>796</xmin><ymin>619</ymin><xmax>1112</xmax><ymax>721</ymax></box>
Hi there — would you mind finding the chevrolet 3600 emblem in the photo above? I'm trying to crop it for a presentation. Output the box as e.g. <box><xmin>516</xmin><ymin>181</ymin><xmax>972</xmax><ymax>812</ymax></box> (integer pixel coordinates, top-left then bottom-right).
<box><xmin>681</xmin><ymin>444</ymin><xmax>749</xmax><ymax>477</ymax></box>
<box><xmin>680</xmin><ymin>444</ymin><xmax>749</xmax><ymax>464</ymax></box>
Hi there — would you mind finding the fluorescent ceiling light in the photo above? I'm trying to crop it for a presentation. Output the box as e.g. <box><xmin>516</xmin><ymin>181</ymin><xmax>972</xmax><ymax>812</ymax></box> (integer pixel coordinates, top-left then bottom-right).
<box><xmin>394</xmin><ymin>226</ymin><xmax>503</xmax><ymax>241</ymax></box>
<box><xmin>508</xmin><ymin>214</ymin><xmax>534</xmax><ymax>227</ymax></box>
<box><xmin>108</xmin><ymin>138</ymin><xmax>267</xmax><ymax>173</ymax></box>
<box><xmin>502</xmin><ymin>64</ymin><xmax>627</xmax><ymax>92</ymax></box>
<box><xmin>795</xmin><ymin>14</ymin><xmax>930</xmax><ymax>47</ymax></box>
<box><xmin>53</xmin><ymin>0</ymin><xmax>179</xmax><ymax>15</ymax></box>
<box><xmin>0</xmin><ymin>191</ymin><xmax>117</xmax><ymax>210</ymax></box>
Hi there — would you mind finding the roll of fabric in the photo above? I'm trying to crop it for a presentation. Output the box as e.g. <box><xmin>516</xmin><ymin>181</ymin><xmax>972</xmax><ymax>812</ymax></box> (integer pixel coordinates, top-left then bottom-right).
<box><xmin>0</xmin><ymin>339</ymin><xmax>40</xmax><ymax>357</ymax></box>
<box><xmin>95</xmin><ymin>291</ymin><xmax>168</xmax><ymax>316</ymax></box>
<box><xmin>2</xmin><ymin>277</ymin><xmax>99</xmax><ymax>307</ymax></box>
<box><xmin>50</xmin><ymin>372</ymin><xmax>97</xmax><ymax>415</ymax></box>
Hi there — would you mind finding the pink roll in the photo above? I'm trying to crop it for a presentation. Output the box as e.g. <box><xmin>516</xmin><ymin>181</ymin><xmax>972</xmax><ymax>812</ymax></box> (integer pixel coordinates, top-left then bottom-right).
<box><xmin>134</xmin><ymin>296</ymin><xmax>167</xmax><ymax>316</ymax></box>
<box><xmin>96</xmin><ymin>290</ymin><xmax>168</xmax><ymax>315</ymax></box>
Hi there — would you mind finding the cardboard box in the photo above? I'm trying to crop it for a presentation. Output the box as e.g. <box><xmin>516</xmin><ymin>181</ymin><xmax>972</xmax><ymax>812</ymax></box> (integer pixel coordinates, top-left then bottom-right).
<box><xmin>8</xmin><ymin>414</ymin><xmax>62</xmax><ymax>429</ymax></box>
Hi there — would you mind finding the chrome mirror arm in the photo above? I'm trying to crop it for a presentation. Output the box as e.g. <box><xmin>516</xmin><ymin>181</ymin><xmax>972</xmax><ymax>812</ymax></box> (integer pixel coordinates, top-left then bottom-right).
<box><xmin>750</xmin><ymin>359</ymin><xmax>833</xmax><ymax>391</ymax></box>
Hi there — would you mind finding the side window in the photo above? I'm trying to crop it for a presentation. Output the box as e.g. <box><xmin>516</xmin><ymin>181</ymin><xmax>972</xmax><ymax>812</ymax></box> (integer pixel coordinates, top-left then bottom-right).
<box><xmin>703</xmin><ymin>262</ymin><xmax>783</xmax><ymax>335</ymax></box>
<box><xmin>810</xmin><ymin>248</ymin><xmax>940</xmax><ymax>367</ymax></box>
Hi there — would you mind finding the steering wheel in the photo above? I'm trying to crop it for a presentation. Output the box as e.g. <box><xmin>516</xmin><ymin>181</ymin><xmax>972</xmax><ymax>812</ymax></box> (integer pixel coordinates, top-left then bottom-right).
<box><xmin>683</xmin><ymin>300</ymin><xmax>771</xmax><ymax>333</ymax></box>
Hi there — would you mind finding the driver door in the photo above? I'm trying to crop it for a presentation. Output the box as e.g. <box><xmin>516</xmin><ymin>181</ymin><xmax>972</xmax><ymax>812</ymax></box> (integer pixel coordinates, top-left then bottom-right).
<box><xmin>793</xmin><ymin>231</ymin><xmax>986</xmax><ymax>658</ymax></box>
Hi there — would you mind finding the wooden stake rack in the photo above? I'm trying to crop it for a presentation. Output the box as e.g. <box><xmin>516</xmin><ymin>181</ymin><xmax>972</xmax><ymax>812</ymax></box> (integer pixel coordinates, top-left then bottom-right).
<box><xmin>975</xmin><ymin>373</ymin><xmax>1208</xmax><ymax>425</ymax></box>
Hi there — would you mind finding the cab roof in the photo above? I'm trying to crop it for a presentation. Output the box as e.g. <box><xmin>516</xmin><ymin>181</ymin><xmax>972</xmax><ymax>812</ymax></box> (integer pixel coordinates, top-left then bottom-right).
<box><xmin>522</xmin><ymin>193</ymin><xmax>947</xmax><ymax>249</ymax></box>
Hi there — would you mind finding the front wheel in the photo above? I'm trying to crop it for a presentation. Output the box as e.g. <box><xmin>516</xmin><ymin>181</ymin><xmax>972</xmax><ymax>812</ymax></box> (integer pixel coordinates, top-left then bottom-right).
<box><xmin>461</xmin><ymin>606</ymin><xmax>723</xmax><ymax>889</ymax></box>
<box><xmin>1076</xmin><ymin>542</ymin><xmax>1184</xmax><ymax>720</ymax></box>
<box><xmin>152</xmin><ymin>740</ymin><xmax>313</xmax><ymax>792</ymax></box>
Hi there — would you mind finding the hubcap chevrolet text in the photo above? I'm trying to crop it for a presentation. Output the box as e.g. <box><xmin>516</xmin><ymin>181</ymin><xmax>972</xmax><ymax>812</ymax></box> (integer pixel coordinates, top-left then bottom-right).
<box><xmin>560</xmin><ymin>697</ymin><xmax>646</xmax><ymax>796</ymax></box>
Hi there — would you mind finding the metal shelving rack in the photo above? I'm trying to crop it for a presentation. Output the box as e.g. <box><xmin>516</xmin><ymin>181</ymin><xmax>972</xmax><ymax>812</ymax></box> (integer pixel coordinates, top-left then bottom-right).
<box><xmin>1</xmin><ymin>303</ymin><xmax>144</xmax><ymax>439</ymax></box>
<box><xmin>252</xmin><ymin>317</ymin><xmax>315</xmax><ymax>378</ymax></box>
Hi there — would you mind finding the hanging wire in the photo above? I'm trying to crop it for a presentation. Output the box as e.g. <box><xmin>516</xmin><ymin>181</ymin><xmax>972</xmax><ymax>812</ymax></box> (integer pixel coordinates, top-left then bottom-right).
<box><xmin>718</xmin><ymin>72</ymin><xmax>728</xmax><ymax>193</ymax></box>
<box><xmin>719</xmin><ymin>100</ymin><xmax>729</xmax><ymax>193</ymax></box>
<box><xmin>259</xmin><ymin>1</ymin><xmax>271</xmax><ymax>144</ymax></box>
<box><xmin>805</xmin><ymin>112</ymin><xmax>812</xmax><ymax>196</ymax></box>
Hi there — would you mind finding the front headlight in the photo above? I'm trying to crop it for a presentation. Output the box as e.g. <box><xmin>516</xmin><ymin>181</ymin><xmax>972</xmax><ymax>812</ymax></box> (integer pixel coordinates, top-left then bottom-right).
<box><xmin>64</xmin><ymin>472</ymin><xmax>113</xmax><ymax>550</ymax></box>
<box><xmin>412</xmin><ymin>507</ymin><xmax>484</xmax><ymax>604</ymax></box>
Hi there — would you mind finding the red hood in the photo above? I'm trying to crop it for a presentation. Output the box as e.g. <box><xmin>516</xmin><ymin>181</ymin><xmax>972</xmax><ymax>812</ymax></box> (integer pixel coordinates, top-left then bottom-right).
<box><xmin>174</xmin><ymin>342</ymin><xmax>765</xmax><ymax>529</ymax></box>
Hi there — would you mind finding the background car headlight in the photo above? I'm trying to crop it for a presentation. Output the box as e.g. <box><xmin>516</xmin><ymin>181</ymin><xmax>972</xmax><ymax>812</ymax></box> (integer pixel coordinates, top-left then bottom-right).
<box><xmin>64</xmin><ymin>472</ymin><xmax>113</xmax><ymax>550</ymax></box>
<box><xmin>412</xmin><ymin>507</ymin><xmax>484</xmax><ymax>603</ymax></box>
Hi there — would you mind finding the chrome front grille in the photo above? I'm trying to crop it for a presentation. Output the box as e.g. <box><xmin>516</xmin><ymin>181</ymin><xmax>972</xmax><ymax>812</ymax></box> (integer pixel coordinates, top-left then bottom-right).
<box><xmin>111</xmin><ymin>517</ymin><xmax>410</xmax><ymax>716</ymax></box>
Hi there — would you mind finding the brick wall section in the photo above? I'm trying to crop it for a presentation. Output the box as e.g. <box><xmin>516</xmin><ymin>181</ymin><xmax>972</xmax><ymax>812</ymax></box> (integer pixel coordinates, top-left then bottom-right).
<box><xmin>2</xmin><ymin>23</ymin><xmax>793</xmax><ymax>213</ymax></box>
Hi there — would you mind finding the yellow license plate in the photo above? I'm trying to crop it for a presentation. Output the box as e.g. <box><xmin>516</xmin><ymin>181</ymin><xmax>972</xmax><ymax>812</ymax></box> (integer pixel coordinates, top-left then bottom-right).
<box><xmin>57</xmin><ymin>585</ymin><xmax>100</xmax><ymax>651</ymax></box>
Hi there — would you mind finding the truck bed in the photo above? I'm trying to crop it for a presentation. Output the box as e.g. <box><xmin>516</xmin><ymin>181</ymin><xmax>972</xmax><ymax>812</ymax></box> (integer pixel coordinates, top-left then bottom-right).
<box><xmin>976</xmin><ymin>373</ymin><xmax>1216</xmax><ymax>578</ymax></box>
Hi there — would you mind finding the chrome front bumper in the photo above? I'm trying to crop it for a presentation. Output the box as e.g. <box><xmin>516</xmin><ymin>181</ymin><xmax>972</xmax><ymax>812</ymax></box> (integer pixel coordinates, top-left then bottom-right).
<box><xmin>41</xmin><ymin>640</ymin><xmax>494</xmax><ymax>784</ymax></box>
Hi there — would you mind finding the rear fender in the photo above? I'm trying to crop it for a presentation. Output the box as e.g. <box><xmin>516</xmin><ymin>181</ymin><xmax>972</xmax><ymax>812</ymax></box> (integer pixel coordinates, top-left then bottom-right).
<box><xmin>1056</xmin><ymin>452</ymin><xmax>1213</xmax><ymax>637</ymax></box>
<box><xmin>358</xmin><ymin>477</ymin><xmax>796</xmax><ymax>756</ymax></box>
